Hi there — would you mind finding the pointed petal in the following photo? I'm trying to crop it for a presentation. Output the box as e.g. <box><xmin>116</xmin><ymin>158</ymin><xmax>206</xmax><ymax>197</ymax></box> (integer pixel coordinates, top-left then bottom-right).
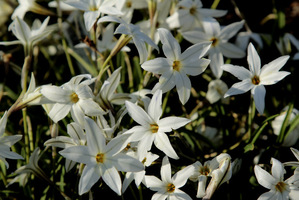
<box><xmin>154</xmin><ymin>133</ymin><xmax>179</xmax><ymax>159</ymax></box>
<box><xmin>67</xmin><ymin>122</ymin><xmax>85</xmax><ymax>142</ymax></box>
<box><xmin>125</xmin><ymin>101</ymin><xmax>153</xmax><ymax>126</ymax></box>
<box><xmin>173</xmin><ymin>164</ymin><xmax>195</xmax><ymax>188</ymax></box>
<box><xmin>158</xmin><ymin>117</ymin><xmax>190</xmax><ymax>132</ymax></box>
<box><xmin>271</xmin><ymin>158</ymin><xmax>284</xmax><ymax>181</ymax></box>
<box><xmin>252</xmin><ymin>85</ymin><xmax>266</xmax><ymax>115</ymax></box>
<box><xmin>202</xmin><ymin>18</ymin><xmax>221</xmax><ymax>36</ymax></box>
<box><xmin>260</xmin><ymin>55</ymin><xmax>290</xmax><ymax>76</ymax></box>
<box><xmin>143</xmin><ymin>175</ymin><xmax>164</xmax><ymax>190</ymax></box>
<box><xmin>174</xmin><ymin>72</ymin><xmax>191</xmax><ymax>105</ymax></box>
<box><xmin>84</xmin><ymin>117</ymin><xmax>106</xmax><ymax>153</ymax></box>
<box><xmin>83</xmin><ymin>11</ymin><xmax>99</xmax><ymax>31</ymax></box>
<box><xmin>158</xmin><ymin>28</ymin><xmax>181</xmax><ymax>60</ymax></box>
<box><xmin>219</xmin><ymin>20</ymin><xmax>244</xmax><ymax>40</ymax></box>
<box><xmin>41</xmin><ymin>85</ymin><xmax>72</xmax><ymax>103</ymax></box>
<box><xmin>180</xmin><ymin>42</ymin><xmax>211</xmax><ymax>62</ymax></box>
<box><xmin>132</xmin><ymin>36</ymin><xmax>148</xmax><ymax>64</ymax></box>
<box><xmin>111</xmin><ymin>153</ymin><xmax>144</xmax><ymax>172</ymax></box>
<box><xmin>260</xmin><ymin>71</ymin><xmax>290</xmax><ymax>85</ymax></box>
<box><xmin>254</xmin><ymin>165</ymin><xmax>276</xmax><ymax>190</ymax></box>
<box><xmin>221</xmin><ymin>64</ymin><xmax>251</xmax><ymax>80</ymax></box>
<box><xmin>59</xmin><ymin>146</ymin><xmax>94</xmax><ymax>164</ymax></box>
<box><xmin>102</xmin><ymin>166</ymin><xmax>122</xmax><ymax>195</ymax></box>
<box><xmin>141</xmin><ymin>58</ymin><xmax>172</xmax><ymax>74</ymax></box>
<box><xmin>148</xmin><ymin>90</ymin><xmax>163</xmax><ymax>122</ymax></box>
<box><xmin>247</xmin><ymin>43</ymin><xmax>261</xmax><ymax>75</ymax></box>
<box><xmin>48</xmin><ymin>103</ymin><xmax>71</xmax><ymax>123</ymax></box>
<box><xmin>78</xmin><ymin>165</ymin><xmax>100</xmax><ymax>195</ymax></box>
<box><xmin>152</xmin><ymin>71</ymin><xmax>176</xmax><ymax>94</ymax></box>
<box><xmin>181</xmin><ymin>30</ymin><xmax>210</xmax><ymax>44</ymax></box>
<box><xmin>224</xmin><ymin>79</ymin><xmax>254</xmax><ymax>98</ymax></box>
<box><xmin>218</xmin><ymin>43</ymin><xmax>245</xmax><ymax>58</ymax></box>
<box><xmin>161</xmin><ymin>156</ymin><xmax>172</xmax><ymax>183</ymax></box>
<box><xmin>209</xmin><ymin>48</ymin><xmax>224</xmax><ymax>78</ymax></box>
<box><xmin>181</xmin><ymin>58</ymin><xmax>210</xmax><ymax>76</ymax></box>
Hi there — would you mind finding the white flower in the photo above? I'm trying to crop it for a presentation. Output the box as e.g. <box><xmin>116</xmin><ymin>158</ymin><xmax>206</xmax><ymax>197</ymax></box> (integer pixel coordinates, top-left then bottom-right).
<box><xmin>125</xmin><ymin>90</ymin><xmax>191</xmax><ymax>159</ymax></box>
<box><xmin>65</xmin><ymin>0</ymin><xmax>122</xmax><ymax>31</ymax></box>
<box><xmin>0</xmin><ymin>111</ymin><xmax>23</xmax><ymax>168</ymax></box>
<box><xmin>236</xmin><ymin>31</ymin><xmax>263</xmax><ymax>51</ymax></box>
<box><xmin>122</xmin><ymin>150</ymin><xmax>159</xmax><ymax>193</ymax></box>
<box><xmin>222</xmin><ymin>43</ymin><xmax>290</xmax><ymax>114</ymax></box>
<box><xmin>206</xmin><ymin>79</ymin><xmax>229</xmax><ymax>104</ymax></box>
<box><xmin>97</xmin><ymin>16</ymin><xmax>159</xmax><ymax>64</ymax></box>
<box><xmin>117</xmin><ymin>0</ymin><xmax>148</xmax><ymax>23</ymax></box>
<box><xmin>284</xmin><ymin>148</ymin><xmax>299</xmax><ymax>173</ymax></box>
<box><xmin>272</xmin><ymin>107</ymin><xmax>299</xmax><ymax>146</ymax></box>
<box><xmin>142</xmin><ymin>28</ymin><xmax>211</xmax><ymax>104</ymax></box>
<box><xmin>44</xmin><ymin>122</ymin><xmax>86</xmax><ymax>172</ymax></box>
<box><xmin>143</xmin><ymin>156</ymin><xmax>194</xmax><ymax>200</ymax></box>
<box><xmin>188</xmin><ymin>153</ymin><xmax>231</xmax><ymax>198</ymax></box>
<box><xmin>284</xmin><ymin>33</ymin><xmax>299</xmax><ymax>60</ymax></box>
<box><xmin>60</xmin><ymin>117</ymin><xmax>144</xmax><ymax>195</ymax></box>
<box><xmin>182</xmin><ymin>19</ymin><xmax>245</xmax><ymax>78</ymax></box>
<box><xmin>41</xmin><ymin>74</ymin><xmax>105</xmax><ymax>126</ymax></box>
<box><xmin>166</xmin><ymin>0</ymin><xmax>227</xmax><ymax>31</ymax></box>
<box><xmin>12</xmin><ymin>0</ymin><xmax>54</xmax><ymax>19</ymax></box>
<box><xmin>254</xmin><ymin>158</ymin><xmax>299</xmax><ymax>200</ymax></box>
<box><xmin>0</xmin><ymin>17</ymin><xmax>53</xmax><ymax>54</ymax></box>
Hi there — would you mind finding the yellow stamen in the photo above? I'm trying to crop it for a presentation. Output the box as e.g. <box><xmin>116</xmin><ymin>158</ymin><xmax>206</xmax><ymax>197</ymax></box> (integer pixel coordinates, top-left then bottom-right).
<box><xmin>275</xmin><ymin>181</ymin><xmax>287</xmax><ymax>193</ymax></box>
<box><xmin>126</xmin><ymin>1</ymin><xmax>132</xmax><ymax>8</ymax></box>
<box><xmin>210</xmin><ymin>37</ymin><xmax>219</xmax><ymax>47</ymax></box>
<box><xmin>70</xmin><ymin>92</ymin><xmax>79</xmax><ymax>103</ymax></box>
<box><xmin>251</xmin><ymin>75</ymin><xmax>260</xmax><ymax>85</ymax></box>
<box><xmin>189</xmin><ymin>6</ymin><xmax>197</xmax><ymax>15</ymax></box>
<box><xmin>96</xmin><ymin>153</ymin><xmax>105</xmax><ymax>163</ymax></box>
<box><xmin>172</xmin><ymin>60</ymin><xmax>182</xmax><ymax>71</ymax></box>
<box><xmin>167</xmin><ymin>183</ymin><xmax>175</xmax><ymax>193</ymax></box>
<box><xmin>150</xmin><ymin>124</ymin><xmax>159</xmax><ymax>133</ymax></box>
<box><xmin>199</xmin><ymin>166</ymin><xmax>211</xmax><ymax>176</ymax></box>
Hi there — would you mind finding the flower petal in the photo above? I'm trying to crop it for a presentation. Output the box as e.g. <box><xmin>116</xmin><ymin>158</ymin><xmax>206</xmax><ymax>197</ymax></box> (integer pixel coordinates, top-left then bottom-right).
<box><xmin>158</xmin><ymin>28</ymin><xmax>181</xmax><ymax>60</ymax></box>
<box><xmin>78</xmin><ymin>164</ymin><xmax>100</xmax><ymax>195</ymax></box>
<box><xmin>48</xmin><ymin>103</ymin><xmax>72</xmax><ymax>123</ymax></box>
<box><xmin>125</xmin><ymin>101</ymin><xmax>153</xmax><ymax>126</ymax></box>
<box><xmin>148</xmin><ymin>90</ymin><xmax>163</xmax><ymax>122</ymax></box>
<box><xmin>247</xmin><ymin>43</ymin><xmax>261</xmax><ymax>75</ymax></box>
<box><xmin>271</xmin><ymin>158</ymin><xmax>284</xmax><ymax>181</ymax></box>
<box><xmin>224</xmin><ymin>79</ymin><xmax>254</xmax><ymax>98</ymax></box>
<box><xmin>84</xmin><ymin>117</ymin><xmax>106</xmax><ymax>153</ymax></box>
<box><xmin>141</xmin><ymin>58</ymin><xmax>172</xmax><ymax>74</ymax></box>
<box><xmin>154</xmin><ymin>132</ymin><xmax>179</xmax><ymax>159</ymax></box>
<box><xmin>219</xmin><ymin>20</ymin><xmax>244</xmax><ymax>40</ymax></box>
<box><xmin>161</xmin><ymin>156</ymin><xmax>172</xmax><ymax>183</ymax></box>
<box><xmin>252</xmin><ymin>85</ymin><xmax>266</xmax><ymax>115</ymax></box>
<box><xmin>218</xmin><ymin>43</ymin><xmax>245</xmax><ymax>58</ymax></box>
<box><xmin>209</xmin><ymin>48</ymin><xmax>224</xmax><ymax>78</ymax></box>
<box><xmin>254</xmin><ymin>165</ymin><xmax>277</xmax><ymax>190</ymax></box>
<box><xmin>221</xmin><ymin>64</ymin><xmax>251</xmax><ymax>80</ymax></box>
<box><xmin>102</xmin><ymin>166</ymin><xmax>122</xmax><ymax>195</ymax></box>
<box><xmin>158</xmin><ymin>117</ymin><xmax>190</xmax><ymax>132</ymax></box>
<box><xmin>174</xmin><ymin>72</ymin><xmax>191</xmax><ymax>105</ymax></box>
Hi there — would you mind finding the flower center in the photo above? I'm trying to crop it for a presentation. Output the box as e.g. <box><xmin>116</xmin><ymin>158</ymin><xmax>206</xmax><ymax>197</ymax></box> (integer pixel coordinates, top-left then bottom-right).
<box><xmin>199</xmin><ymin>166</ymin><xmax>211</xmax><ymax>176</ymax></box>
<box><xmin>150</xmin><ymin>124</ymin><xmax>159</xmax><ymax>133</ymax></box>
<box><xmin>142</xmin><ymin>157</ymin><xmax>147</xmax><ymax>164</ymax></box>
<box><xmin>167</xmin><ymin>183</ymin><xmax>175</xmax><ymax>193</ymax></box>
<box><xmin>172</xmin><ymin>60</ymin><xmax>182</xmax><ymax>71</ymax></box>
<box><xmin>96</xmin><ymin>153</ymin><xmax>105</xmax><ymax>163</ymax></box>
<box><xmin>275</xmin><ymin>181</ymin><xmax>287</xmax><ymax>193</ymax></box>
<box><xmin>70</xmin><ymin>92</ymin><xmax>79</xmax><ymax>103</ymax></box>
<box><xmin>189</xmin><ymin>6</ymin><xmax>197</xmax><ymax>15</ymax></box>
<box><xmin>251</xmin><ymin>75</ymin><xmax>260</xmax><ymax>85</ymax></box>
<box><xmin>210</xmin><ymin>37</ymin><xmax>219</xmax><ymax>47</ymax></box>
<box><xmin>126</xmin><ymin>1</ymin><xmax>132</xmax><ymax>8</ymax></box>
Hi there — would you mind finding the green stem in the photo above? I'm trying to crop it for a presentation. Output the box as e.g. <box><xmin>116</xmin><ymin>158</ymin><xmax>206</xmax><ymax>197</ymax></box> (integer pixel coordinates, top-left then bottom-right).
<box><xmin>22</xmin><ymin>108</ymin><xmax>30</xmax><ymax>162</ymax></box>
<box><xmin>211</xmin><ymin>0</ymin><xmax>221</xmax><ymax>9</ymax></box>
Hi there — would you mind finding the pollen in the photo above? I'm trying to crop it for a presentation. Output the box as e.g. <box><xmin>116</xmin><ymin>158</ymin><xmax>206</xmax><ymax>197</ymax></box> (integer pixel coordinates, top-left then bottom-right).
<box><xmin>172</xmin><ymin>60</ymin><xmax>182</xmax><ymax>71</ymax></box>
<box><xmin>275</xmin><ymin>181</ymin><xmax>287</xmax><ymax>193</ymax></box>
<box><xmin>167</xmin><ymin>183</ymin><xmax>175</xmax><ymax>193</ymax></box>
<box><xmin>199</xmin><ymin>166</ymin><xmax>211</xmax><ymax>176</ymax></box>
<box><xmin>210</xmin><ymin>37</ymin><xmax>219</xmax><ymax>47</ymax></box>
<box><xmin>126</xmin><ymin>1</ymin><xmax>132</xmax><ymax>8</ymax></box>
<box><xmin>189</xmin><ymin>6</ymin><xmax>197</xmax><ymax>15</ymax></box>
<box><xmin>96</xmin><ymin>153</ymin><xmax>105</xmax><ymax>163</ymax></box>
<box><xmin>150</xmin><ymin>124</ymin><xmax>159</xmax><ymax>133</ymax></box>
<box><xmin>251</xmin><ymin>75</ymin><xmax>260</xmax><ymax>85</ymax></box>
<box><xmin>70</xmin><ymin>92</ymin><xmax>79</xmax><ymax>103</ymax></box>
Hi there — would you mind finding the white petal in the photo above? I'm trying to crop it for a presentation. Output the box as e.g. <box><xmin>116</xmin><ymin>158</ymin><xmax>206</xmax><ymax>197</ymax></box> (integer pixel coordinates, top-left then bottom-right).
<box><xmin>132</xmin><ymin>36</ymin><xmax>148</xmax><ymax>64</ymax></box>
<box><xmin>181</xmin><ymin>30</ymin><xmax>209</xmax><ymax>44</ymax></box>
<box><xmin>70</xmin><ymin>103</ymin><xmax>85</xmax><ymax>126</ymax></box>
<box><xmin>161</xmin><ymin>156</ymin><xmax>172</xmax><ymax>183</ymax></box>
<box><xmin>154</xmin><ymin>132</ymin><xmax>179</xmax><ymax>159</ymax></box>
<box><xmin>99</xmin><ymin>6</ymin><xmax>122</xmax><ymax>16</ymax></box>
<box><xmin>125</xmin><ymin>101</ymin><xmax>153</xmax><ymax>126</ymax></box>
<box><xmin>143</xmin><ymin>175</ymin><xmax>164</xmax><ymax>190</ymax></box>
<box><xmin>158</xmin><ymin>28</ymin><xmax>181</xmax><ymax>60</ymax></box>
<box><xmin>219</xmin><ymin>20</ymin><xmax>244</xmax><ymax>40</ymax></box>
<box><xmin>174</xmin><ymin>72</ymin><xmax>191</xmax><ymax>105</ymax></box>
<box><xmin>112</xmin><ymin>153</ymin><xmax>144</xmax><ymax>172</ymax></box>
<box><xmin>260</xmin><ymin>55</ymin><xmax>290</xmax><ymax>76</ymax></box>
<box><xmin>202</xmin><ymin>18</ymin><xmax>220</xmax><ymax>36</ymax></box>
<box><xmin>84</xmin><ymin>117</ymin><xmax>106</xmax><ymax>153</ymax></box>
<box><xmin>59</xmin><ymin>146</ymin><xmax>94</xmax><ymax>164</ymax></box>
<box><xmin>247</xmin><ymin>43</ymin><xmax>261</xmax><ymax>75</ymax></box>
<box><xmin>48</xmin><ymin>103</ymin><xmax>71</xmax><ymax>123</ymax></box>
<box><xmin>197</xmin><ymin>176</ymin><xmax>208</xmax><ymax>198</ymax></box>
<box><xmin>209</xmin><ymin>49</ymin><xmax>224</xmax><ymax>78</ymax></box>
<box><xmin>218</xmin><ymin>43</ymin><xmax>246</xmax><ymax>58</ymax></box>
<box><xmin>180</xmin><ymin>42</ymin><xmax>211</xmax><ymax>62</ymax></box>
<box><xmin>152</xmin><ymin>71</ymin><xmax>176</xmax><ymax>94</ymax></box>
<box><xmin>260</xmin><ymin>71</ymin><xmax>290</xmax><ymax>85</ymax></box>
<box><xmin>141</xmin><ymin>58</ymin><xmax>172</xmax><ymax>74</ymax></box>
<box><xmin>67</xmin><ymin>122</ymin><xmax>85</xmax><ymax>141</ymax></box>
<box><xmin>78</xmin><ymin>165</ymin><xmax>100</xmax><ymax>195</ymax></box>
<box><xmin>224</xmin><ymin>79</ymin><xmax>254</xmax><ymax>98</ymax></box>
<box><xmin>173</xmin><ymin>164</ymin><xmax>195</xmax><ymax>188</ymax></box>
<box><xmin>102</xmin><ymin>166</ymin><xmax>122</xmax><ymax>195</ymax></box>
<box><xmin>41</xmin><ymin>85</ymin><xmax>71</xmax><ymax>103</ymax></box>
<box><xmin>83</xmin><ymin>11</ymin><xmax>99</xmax><ymax>31</ymax></box>
<box><xmin>254</xmin><ymin>165</ymin><xmax>276</xmax><ymax>190</ymax></box>
<box><xmin>158</xmin><ymin>117</ymin><xmax>190</xmax><ymax>132</ymax></box>
<box><xmin>257</xmin><ymin>190</ymin><xmax>278</xmax><ymax>200</ymax></box>
<box><xmin>80</xmin><ymin>99</ymin><xmax>105</xmax><ymax>115</ymax></box>
<box><xmin>252</xmin><ymin>85</ymin><xmax>266</xmax><ymax>115</ymax></box>
<box><xmin>221</xmin><ymin>64</ymin><xmax>251</xmax><ymax>80</ymax></box>
<box><xmin>271</xmin><ymin>158</ymin><xmax>284</xmax><ymax>181</ymax></box>
<box><xmin>148</xmin><ymin>90</ymin><xmax>163</xmax><ymax>122</ymax></box>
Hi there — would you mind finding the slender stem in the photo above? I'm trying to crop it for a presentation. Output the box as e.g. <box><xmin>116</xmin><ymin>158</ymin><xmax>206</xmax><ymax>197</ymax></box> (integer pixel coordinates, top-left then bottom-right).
<box><xmin>22</xmin><ymin>108</ymin><xmax>29</xmax><ymax>162</ymax></box>
<box><xmin>211</xmin><ymin>0</ymin><xmax>221</xmax><ymax>9</ymax></box>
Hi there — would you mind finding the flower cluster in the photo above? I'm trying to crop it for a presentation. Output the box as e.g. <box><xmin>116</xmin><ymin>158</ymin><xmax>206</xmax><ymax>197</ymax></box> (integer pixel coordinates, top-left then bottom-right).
<box><xmin>1</xmin><ymin>0</ymin><xmax>299</xmax><ymax>200</ymax></box>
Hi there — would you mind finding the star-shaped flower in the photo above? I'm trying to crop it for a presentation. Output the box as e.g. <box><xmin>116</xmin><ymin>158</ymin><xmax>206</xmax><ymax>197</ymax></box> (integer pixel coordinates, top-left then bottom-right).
<box><xmin>222</xmin><ymin>43</ymin><xmax>290</xmax><ymax>114</ymax></box>
<box><xmin>254</xmin><ymin>158</ymin><xmax>299</xmax><ymax>200</ymax></box>
<box><xmin>0</xmin><ymin>111</ymin><xmax>23</xmax><ymax>168</ymax></box>
<box><xmin>124</xmin><ymin>90</ymin><xmax>191</xmax><ymax>159</ymax></box>
<box><xmin>182</xmin><ymin>19</ymin><xmax>245</xmax><ymax>78</ymax></box>
<box><xmin>141</xmin><ymin>28</ymin><xmax>211</xmax><ymax>104</ymax></box>
<box><xmin>60</xmin><ymin>117</ymin><xmax>144</xmax><ymax>195</ymax></box>
<box><xmin>41</xmin><ymin>74</ymin><xmax>105</xmax><ymax>126</ymax></box>
<box><xmin>143</xmin><ymin>156</ymin><xmax>194</xmax><ymax>200</ymax></box>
